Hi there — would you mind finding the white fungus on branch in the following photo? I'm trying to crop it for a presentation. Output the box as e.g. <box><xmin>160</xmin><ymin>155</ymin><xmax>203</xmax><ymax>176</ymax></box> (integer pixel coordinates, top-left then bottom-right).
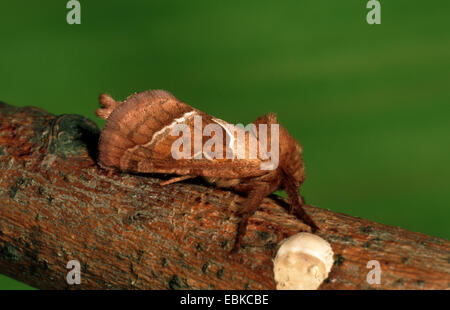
<box><xmin>273</xmin><ymin>232</ymin><xmax>334</xmax><ymax>290</ymax></box>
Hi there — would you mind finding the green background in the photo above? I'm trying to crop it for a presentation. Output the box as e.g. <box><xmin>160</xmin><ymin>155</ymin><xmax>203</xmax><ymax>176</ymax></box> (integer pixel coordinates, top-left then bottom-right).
<box><xmin>0</xmin><ymin>0</ymin><xmax>449</xmax><ymax>289</ymax></box>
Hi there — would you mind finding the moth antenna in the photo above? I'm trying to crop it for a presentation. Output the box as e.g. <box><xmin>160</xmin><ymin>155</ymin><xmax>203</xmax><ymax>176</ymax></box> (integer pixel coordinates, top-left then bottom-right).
<box><xmin>96</xmin><ymin>93</ymin><xmax>122</xmax><ymax>120</ymax></box>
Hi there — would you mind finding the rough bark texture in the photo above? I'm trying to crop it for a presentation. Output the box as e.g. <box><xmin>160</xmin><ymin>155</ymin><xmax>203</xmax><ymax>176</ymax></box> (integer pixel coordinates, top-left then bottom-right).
<box><xmin>0</xmin><ymin>102</ymin><xmax>449</xmax><ymax>290</ymax></box>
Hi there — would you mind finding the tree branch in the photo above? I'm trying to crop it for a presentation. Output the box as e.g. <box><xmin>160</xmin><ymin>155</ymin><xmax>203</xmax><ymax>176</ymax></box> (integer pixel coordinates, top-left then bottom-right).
<box><xmin>0</xmin><ymin>102</ymin><xmax>448</xmax><ymax>289</ymax></box>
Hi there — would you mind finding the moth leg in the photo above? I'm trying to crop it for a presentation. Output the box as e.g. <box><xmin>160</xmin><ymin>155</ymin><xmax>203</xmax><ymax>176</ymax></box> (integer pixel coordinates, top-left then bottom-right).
<box><xmin>159</xmin><ymin>175</ymin><xmax>195</xmax><ymax>186</ymax></box>
<box><xmin>231</xmin><ymin>183</ymin><xmax>270</xmax><ymax>253</ymax></box>
<box><xmin>283</xmin><ymin>172</ymin><xmax>319</xmax><ymax>232</ymax></box>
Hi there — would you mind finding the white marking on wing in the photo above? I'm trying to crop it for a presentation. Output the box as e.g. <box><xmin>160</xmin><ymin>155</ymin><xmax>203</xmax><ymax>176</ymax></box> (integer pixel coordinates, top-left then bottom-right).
<box><xmin>212</xmin><ymin>118</ymin><xmax>235</xmax><ymax>159</ymax></box>
<box><xmin>149</xmin><ymin>110</ymin><xmax>197</xmax><ymax>146</ymax></box>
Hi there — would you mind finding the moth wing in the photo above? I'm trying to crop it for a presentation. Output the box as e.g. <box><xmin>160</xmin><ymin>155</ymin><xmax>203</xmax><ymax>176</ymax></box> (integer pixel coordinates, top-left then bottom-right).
<box><xmin>119</xmin><ymin>113</ymin><xmax>268</xmax><ymax>178</ymax></box>
<box><xmin>98</xmin><ymin>90</ymin><xmax>271</xmax><ymax>179</ymax></box>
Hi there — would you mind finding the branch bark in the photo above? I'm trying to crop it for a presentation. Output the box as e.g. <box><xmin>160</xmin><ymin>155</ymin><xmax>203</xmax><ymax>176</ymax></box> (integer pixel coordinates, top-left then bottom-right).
<box><xmin>0</xmin><ymin>102</ymin><xmax>449</xmax><ymax>290</ymax></box>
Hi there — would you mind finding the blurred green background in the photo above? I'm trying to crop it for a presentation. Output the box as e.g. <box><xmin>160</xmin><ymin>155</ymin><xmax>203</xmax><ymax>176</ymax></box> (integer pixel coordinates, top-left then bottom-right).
<box><xmin>0</xmin><ymin>0</ymin><xmax>449</xmax><ymax>289</ymax></box>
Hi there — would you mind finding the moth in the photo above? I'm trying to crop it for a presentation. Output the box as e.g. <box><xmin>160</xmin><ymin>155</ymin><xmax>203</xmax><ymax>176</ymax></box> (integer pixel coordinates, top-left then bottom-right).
<box><xmin>95</xmin><ymin>90</ymin><xmax>318</xmax><ymax>252</ymax></box>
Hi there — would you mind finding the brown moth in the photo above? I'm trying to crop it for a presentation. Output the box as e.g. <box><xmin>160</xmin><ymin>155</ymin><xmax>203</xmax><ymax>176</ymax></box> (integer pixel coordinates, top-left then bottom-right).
<box><xmin>95</xmin><ymin>89</ymin><xmax>318</xmax><ymax>252</ymax></box>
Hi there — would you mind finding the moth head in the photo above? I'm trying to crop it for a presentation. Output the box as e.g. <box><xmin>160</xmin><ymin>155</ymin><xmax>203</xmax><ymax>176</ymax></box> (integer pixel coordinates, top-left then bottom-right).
<box><xmin>290</xmin><ymin>140</ymin><xmax>306</xmax><ymax>186</ymax></box>
<box><xmin>279</xmin><ymin>125</ymin><xmax>306</xmax><ymax>188</ymax></box>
